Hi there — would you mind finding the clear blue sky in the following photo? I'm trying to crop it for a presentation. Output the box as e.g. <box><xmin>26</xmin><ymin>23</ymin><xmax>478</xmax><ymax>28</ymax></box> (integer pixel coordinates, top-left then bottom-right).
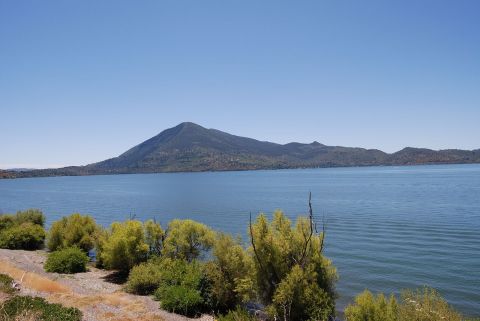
<box><xmin>1</xmin><ymin>1</ymin><xmax>479</xmax><ymax>168</ymax></box>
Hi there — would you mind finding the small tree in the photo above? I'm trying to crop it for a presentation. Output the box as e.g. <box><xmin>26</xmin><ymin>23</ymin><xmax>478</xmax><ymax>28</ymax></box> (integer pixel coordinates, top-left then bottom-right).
<box><xmin>249</xmin><ymin>194</ymin><xmax>337</xmax><ymax>321</ymax></box>
<box><xmin>163</xmin><ymin>219</ymin><xmax>215</xmax><ymax>261</ymax></box>
<box><xmin>144</xmin><ymin>219</ymin><xmax>165</xmax><ymax>256</ymax></box>
<box><xmin>205</xmin><ymin>233</ymin><xmax>255</xmax><ymax>311</ymax></box>
<box><xmin>47</xmin><ymin>213</ymin><xmax>99</xmax><ymax>253</ymax></box>
<box><xmin>98</xmin><ymin>220</ymin><xmax>149</xmax><ymax>272</ymax></box>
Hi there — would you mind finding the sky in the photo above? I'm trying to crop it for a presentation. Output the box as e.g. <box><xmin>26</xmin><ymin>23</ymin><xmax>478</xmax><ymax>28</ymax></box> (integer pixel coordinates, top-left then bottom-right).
<box><xmin>1</xmin><ymin>1</ymin><xmax>479</xmax><ymax>169</ymax></box>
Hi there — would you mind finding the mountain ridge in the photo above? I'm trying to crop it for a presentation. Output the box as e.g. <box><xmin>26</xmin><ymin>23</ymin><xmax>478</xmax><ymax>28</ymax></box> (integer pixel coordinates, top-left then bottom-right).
<box><xmin>4</xmin><ymin>122</ymin><xmax>480</xmax><ymax>178</ymax></box>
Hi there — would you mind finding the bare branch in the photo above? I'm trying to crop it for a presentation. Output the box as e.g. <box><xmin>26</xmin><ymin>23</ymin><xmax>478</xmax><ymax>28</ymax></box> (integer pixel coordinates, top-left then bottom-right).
<box><xmin>299</xmin><ymin>192</ymin><xmax>314</xmax><ymax>266</ymax></box>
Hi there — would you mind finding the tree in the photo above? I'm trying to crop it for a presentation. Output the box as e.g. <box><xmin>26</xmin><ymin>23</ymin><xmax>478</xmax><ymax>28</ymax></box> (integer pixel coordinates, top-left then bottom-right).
<box><xmin>98</xmin><ymin>220</ymin><xmax>149</xmax><ymax>272</ymax></box>
<box><xmin>163</xmin><ymin>219</ymin><xmax>215</xmax><ymax>261</ymax></box>
<box><xmin>249</xmin><ymin>194</ymin><xmax>337</xmax><ymax>321</ymax></box>
<box><xmin>144</xmin><ymin>219</ymin><xmax>165</xmax><ymax>257</ymax></box>
<box><xmin>205</xmin><ymin>233</ymin><xmax>255</xmax><ymax>311</ymax></box>
<box><xmin>47</xmin><ymin>213</ymin><xmax>99</xmax><ymax>253</ymax></box>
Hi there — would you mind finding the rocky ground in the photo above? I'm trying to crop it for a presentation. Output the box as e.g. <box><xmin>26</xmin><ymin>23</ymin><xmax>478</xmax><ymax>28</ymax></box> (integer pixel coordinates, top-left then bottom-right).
<box><xmin>0</xmin><ymin>249</ymin><xmax>214</xmax><ymax>321</ymax></box>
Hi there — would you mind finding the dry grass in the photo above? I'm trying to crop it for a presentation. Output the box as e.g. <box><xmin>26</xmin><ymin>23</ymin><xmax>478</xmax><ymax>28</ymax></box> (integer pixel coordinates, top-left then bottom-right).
<box><xmin>0</xmin><ymin>261</ymin><xmax>69</xmax><ymax>294</ymax></box>
<box><xmin>0</xmin><ymin>258</ymin><xmax>166</xmax><ymax>321</ymax></box>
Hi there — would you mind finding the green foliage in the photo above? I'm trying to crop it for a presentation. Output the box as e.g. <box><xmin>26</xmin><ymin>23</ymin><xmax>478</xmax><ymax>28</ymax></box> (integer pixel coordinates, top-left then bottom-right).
<box><xmin>0</xmin><ymin>273</ymin><xmax>14</xmax><ymax>295</ymax></box>
<box><xmin>0</xmin><ymin>209</ymin><xmax>46</xmax><ymax>250</ymax></box>
<box><xmin>345</xmin><ymin>290</ymin><xmax>398</xmax><ymax>321</ymax></box>
<box><xmin>44</xmin><ymin>247</ymin><xmax>89</xmax><ymax>274</ymax></box>
<box><xmin>144</xmin><ymin>219</ymin><xmax>165</xmax><ymax>256</ymax></box>
<box><xmin>13</xmin><ymin>209</ymin><xmax>45</xmax><ymax>227</ymax></box>
<box><xmin>163</xmin><ymin>219</ymin><xmax>215</xmax><ymax>261</ymax></box>
<box><xmin>153</xmin><ymin>258</ymin><xmax>207</xmax><ymax>316</ymax></box>
<box><xmin>98</xmin><ymin>220</ymin><xmax>149</xmax><ymax>272</ymax></box>
<box><xmin>47</xmin><ymin>213</ymin><xmax>99</xmax><ymax>253</ymax></box>
<box><xmin>0</xmin><ymin>295</ymin><xmax>82</xmax><ymax>321</ymax></box>
<box><xmin>217</xmin><ymin>306</ymin><xmax>256</xmax><ymax>321</ymax></box>
<box><xmin>346</xmin><ymin>287</ymin><xmax>470</xmax><ymax>321</ymax></box>
<box><xmin>125</xmin><ymin>259</ymin><xmax>163</xmax><ymax>295</ymax></box>
<box><xmin>0</xmin><ymin>223</ymin><xmax>45</xmax><ymax>250</ymax></box>
<box><xmin>399</xmin><ymin>287</ymin><xmax>464</xmax><ymax>321</ymax></box>
<box><xmin>205</xmin><ymin>233</ymin><xmax>255</xmax><ymax>311</ymax></box>
<box><xmin>249</xmin><ymin>211</ymin><xmax>337</xmax><ymax>321</ymax></box>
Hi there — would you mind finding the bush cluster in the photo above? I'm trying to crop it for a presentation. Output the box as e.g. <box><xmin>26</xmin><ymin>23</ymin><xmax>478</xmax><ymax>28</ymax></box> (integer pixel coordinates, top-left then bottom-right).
<box><xmin>4</xmin><ymin>206</ymin><xmax>472</xmax><ymax>321</ymax></box>
<box><xmin>0</xmin><ymin>295</ymin><xmax>82</xmax><ymax>321</ymax></box>
<box><xmin>47</xmin><ymin>213</ymin><xmax>99</xmax><ymax>253</ymax></box>
<box><xmin>44</xmin><ymin>247</ymin><xmax>89</xmax><ymax>274</ymax></box>
<box><xmin>0</xmin><ymin>209</ymin><xmax>45</xmax><ymax>250</ymax></box>
<box><xmin>345</xmin><ymin>287</ymin><xmax>478</xmax><ymax>321</ymax></box>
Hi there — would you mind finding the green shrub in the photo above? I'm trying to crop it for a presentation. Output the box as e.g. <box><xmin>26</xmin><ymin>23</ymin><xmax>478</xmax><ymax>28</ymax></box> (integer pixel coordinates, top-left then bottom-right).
<box><xmin>206</xmin><ymin>233</ymin><xmax>255</xmax><ymax>311</ymax></box>
<box><xmin>0</xmin><ymin>222</ymin><xmax>45</xmax><ymax>250</ymax></box>
<box><xmin>345</xmin><ymin>290</ymin><xmax>398</xmax><ymax>321</ymax></box>
<box><xmin>0</xmin><ymin>209</ymin><xmax>46</xmax><ymax>251</ymax></box>
<box><xmin>163</xmin><ymin>219</ymin><xmax>215</xmax><ymax>261</ymax></box>
<box><xmin>0</xmin><ymin>273</ymin><xmax>14</xmax><ymax>294</ymax></box>
<box><xmin>153</xmin><ymin>258</ymin><xmax>207</xmax><ymax>316</ymax></box>
<box><xmin>98</xmin><ymin>220</ymin><xmax>149</xmax><ymax>272</ymax></box>
<box><xmin>14</xmin><ymin>209</ymin><xmax>45</xmax><ymax>227</ymax></box>
<box><xmin>399</xmin><ymin>287</ymin><xmax>465</xmax><ymax>321</ymax></box>
<box><xmin>0</xmin><ymin>215</ymin><xmax>15</xmax><ymax>231</ymax></box>
<box><xmin>250</xmin><ymin>211</ymin><xmax>337</xmax><ymax>321</ymax></box>
<box><xmin>345</xmin><ymin>287</ymin><xmax>471</xmax><ymax>321</ymax></box>
<box><xmin>218</xmin><ymin>306</ymin><xmax>256</xmax><ymax>321</ymax></box>
<box><xmin>47</xmin><ymin>213</ymin><xmax>99</xmax><ymax>253</ymax></box>
<box><xmin>0</xmin><ymin>295</ymin><xmax>82</xmax><ymax>321</ymax></box>
<box><xmin>44</xmin><ymin>247</ymin><xmax>89</xmax><ymax>274</ymax></box>
<box><xmin>156</xmin><ymin>284</ymin><xmax>203</xmax><ymax>316</ymax></box>
<box><xmin>125</xmin><ymin>259</ymin><xmax>163</xmax><ymax>295</ymax></box>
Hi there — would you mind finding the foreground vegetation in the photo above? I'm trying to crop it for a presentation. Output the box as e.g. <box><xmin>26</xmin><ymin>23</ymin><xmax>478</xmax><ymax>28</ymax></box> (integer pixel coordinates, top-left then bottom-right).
<box><xmin>0</xmin><ymin>205</ymin><xmax>477</xmax><ymax>321</ymax></box>
<box><xmin>0</xmin><ymin>273</ymin><xmax>82</xmax><ymax>321</ymax></box>
<box><xmin>345</xmin><ymin>288</ymin><xmax>480</xmax><ymax>321</ymax></box>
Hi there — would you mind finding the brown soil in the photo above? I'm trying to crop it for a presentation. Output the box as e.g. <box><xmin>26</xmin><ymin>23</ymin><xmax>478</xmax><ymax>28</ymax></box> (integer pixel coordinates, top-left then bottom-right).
<box><xmin>0</xmin><ymin>249</ymin><xmax>214</xmax><ymax>321</ymax></box>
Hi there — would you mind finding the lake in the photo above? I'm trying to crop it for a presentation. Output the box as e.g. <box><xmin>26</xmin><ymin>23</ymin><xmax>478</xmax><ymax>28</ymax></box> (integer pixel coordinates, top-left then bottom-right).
<box><xmin>0</xmin><ymin>164</ymin><xmax>479</xmax><ymax>316</ymax></box>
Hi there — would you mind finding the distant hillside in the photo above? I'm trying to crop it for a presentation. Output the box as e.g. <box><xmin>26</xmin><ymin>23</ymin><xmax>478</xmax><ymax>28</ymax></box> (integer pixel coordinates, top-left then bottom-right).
<box><xmin>5</xmin><ymin>122</ymin><xmax>480</xmax><ymax>178</ymax></box>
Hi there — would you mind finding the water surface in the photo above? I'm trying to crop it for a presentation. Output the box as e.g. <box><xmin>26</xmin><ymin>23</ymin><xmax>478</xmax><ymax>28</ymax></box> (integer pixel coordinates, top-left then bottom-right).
<box><xmin>0</xmin><ymin>164</ymin><xmax>479</xmax><ymax>316</ymax></box>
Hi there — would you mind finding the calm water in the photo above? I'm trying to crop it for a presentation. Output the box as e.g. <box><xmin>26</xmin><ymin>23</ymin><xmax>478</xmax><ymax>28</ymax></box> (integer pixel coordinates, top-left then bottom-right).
<box><xmin>0</xmin><ymin>164</ymin><xmax>479</xmax><ymax>316</ymax></box>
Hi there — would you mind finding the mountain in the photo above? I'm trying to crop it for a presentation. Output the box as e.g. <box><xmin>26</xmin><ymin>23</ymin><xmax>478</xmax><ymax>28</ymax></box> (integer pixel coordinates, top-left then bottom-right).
<box><xmin>5</xmin><ymin>122</ymin><xmax>480</xmax><ymax>178</ymax></box>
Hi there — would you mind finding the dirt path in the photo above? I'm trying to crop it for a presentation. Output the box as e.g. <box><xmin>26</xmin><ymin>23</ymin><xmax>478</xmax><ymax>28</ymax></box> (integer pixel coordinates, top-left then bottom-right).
<box><xmin>0</xmin><ymin>249</ymin><xmax>214</xmax><ymax>321</ymax></box>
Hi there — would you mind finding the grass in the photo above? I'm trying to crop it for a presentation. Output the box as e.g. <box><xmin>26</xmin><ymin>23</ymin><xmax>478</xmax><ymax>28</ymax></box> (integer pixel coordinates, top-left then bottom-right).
<box><xmin>0</xmin><ymin>296</ymin><xmax>82</xmax><ymax>321</ymax></box>
<box><xmin>0</xmin><ymin>261</ymin><xmax>69</xmax><ymax>294</ymax></box>
<box><xmin>0</xmin><ymin>274</ymin><xmax>14</xmax><ymax>295</ymax></box>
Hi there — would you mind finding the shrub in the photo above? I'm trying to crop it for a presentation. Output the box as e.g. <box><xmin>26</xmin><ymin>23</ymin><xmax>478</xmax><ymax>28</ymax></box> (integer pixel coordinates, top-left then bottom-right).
<box><xmin>163</xmin><ymin>219</ymin><xmax>215</xmax><ymax>261</ymax></box>
<box><xmin>98</xmin><ymin>220</ymin><xmax>149</xmax><ymax>272</ymax></box>
<box><xmin>14</xmin><ymin>209</ymin><xmax>45</xmax><ymax>227</ymax></box>
<box><xmin>47</xmin><ymin>213</ymin><xmax>99</xmax><ymax>253</ymax></box>
<box><xmin>0</xmin><ymin>295</ymin><xmax>82</xmax><ymax>321</ymax></box>
<box><xmin>399</xmin><ymin>287</ymin><xmax>465</xmax><ymax>321</ymax></box>
<box><xmin>44</xmin><ymin>247</ymin><xmax>89</xmax><ymax>274</ymax></box>
<box><xmin>249</xmin><ymin>211</ymin><xmax>337</xmax><ymax>321</ymax></box>
<box><xmin>345</xmin><ymin>287</ymin><xmax>471</xmax><ymax>321</ymax></box>
<box><xmin>0</xmin><ymin>273</ymin><xmax>14</xmax><ymax>294</ymax></box>
<box><xmin>345</xmin><ymin>290</ymin><xmax>398</xmax><ymax>321</ymax></box>
<box><xmin>144</xmin><ymin>219</ymin><xmax>165</xmax><ymax>256</ymax></box>
<box><xmin>218</xmin><ymin>306</ymin><xmax>256</xmax><ymax>321</ymax></box>
<box><xmin>153</xmin><ymin>258</ymin><xmax>207</xmax><ymax>316</ymax></box>
<box><xmin>0</xmin><ymin>223</ymin><xmax>45</xmax><ymax>250</ymax></box>
<box><xmin>125</xmin><ymin>259</ymin><xmax>163</xmax><ymax>295</ymax></box>
<box><xmin>206</xmin><ymin>233</ymin><xmax>255</xmax><ymax>311</ymax></box>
